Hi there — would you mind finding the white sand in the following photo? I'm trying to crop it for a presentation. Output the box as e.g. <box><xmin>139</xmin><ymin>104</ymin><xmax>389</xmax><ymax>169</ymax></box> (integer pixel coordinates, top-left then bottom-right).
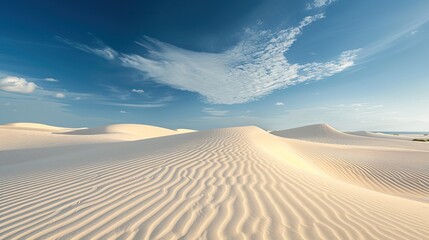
<box><xmin>0</xmin><ymin>123</ymin><xmax>194</xmax><ymax>150</ymax></box>
<box><xmin>63</xmin><ymin>124</ymin><xmax>185</xmax><ymax>141</ymax></box>
<box><xmin>272</xmin><ymin>123</ymin><xmax>429</xmax><ymax>151</ymax></box>
<box><xmin>0</xmin><ymin>123</ymin><xmax>428</xmax><ymax>239</ymax></box>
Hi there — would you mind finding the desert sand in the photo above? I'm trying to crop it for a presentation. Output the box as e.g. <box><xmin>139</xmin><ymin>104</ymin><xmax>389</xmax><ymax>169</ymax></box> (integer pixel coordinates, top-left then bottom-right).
<box><xmin>1</xmin><ymin>123</ymin><xmax>428</xmax><ymax>239</ymax></box>
<box><xmin>0</xmin><ymin>123</ymin><xmax>190</xmax><ymax>150</ymax></box>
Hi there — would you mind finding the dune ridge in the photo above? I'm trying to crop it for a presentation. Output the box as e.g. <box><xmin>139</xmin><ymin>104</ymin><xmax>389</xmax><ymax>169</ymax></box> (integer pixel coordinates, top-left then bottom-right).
<box><xmin>1</xmin><ymin>125</ymin><xmax>428</xmax><ymax>239</ymax></box>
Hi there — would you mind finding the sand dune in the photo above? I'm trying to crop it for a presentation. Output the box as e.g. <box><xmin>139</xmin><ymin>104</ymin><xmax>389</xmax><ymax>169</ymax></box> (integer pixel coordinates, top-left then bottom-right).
<box><xmin>284</xmin><ymin>138</ymin><xmax>429</xmax><ymax>202</ymax></box>
<box><xmin>1</xmin><ymin>122</ymin><xmax>77</xmax><ymax>132</ymax></box>
<box><xmin>63</xmin><ymin>124</ymin><xmax>181</xmax><ymax>141</ymax></box>
<box><xmin>348</xmin><ymin>130</ymin><xmax>404</xmax><ymax>139</ymax></box>
<box><xmin>347</xmin><ymin>130</ymin><xmax>422</xmax><ymax>140</ymax></box>
<box><xmin>0</xmin><ymin>124</ymin><xmax>115</xmax><ymax>151</ymax></box>
<box><xmin>0</xmin><ymin>123</ymin><xmax>193</xmax><ymax>150</ymax></box>
<box><xmin>272</xmin><ymin>123</ymin><xmax>429</xmax><ymax>151</ymax></box>
<box><xmin>1</xmin><ymin>124</ymin><xmax>428</xmax><ymax>239</ymax></box>
<box><xmin>272</xmin><ymin>123</ymin><xmax>345</xmax><ymax>139</ymax></box>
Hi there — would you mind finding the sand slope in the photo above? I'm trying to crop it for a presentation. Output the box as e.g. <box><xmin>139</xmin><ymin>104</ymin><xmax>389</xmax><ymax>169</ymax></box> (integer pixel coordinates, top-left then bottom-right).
<box><xmin>1</xmin><ymin>126</ymin><xmax>428</xmax><ymax>239</ymax></box>
<box><xmin>284</xmin><ymin>138</ymin><xmax>429</xmax><ymax>202</ymax></box>
<box><xmin>0</xmin><ymin>123</ymin><xmax>193</xmax><ymax>150</ymax></box>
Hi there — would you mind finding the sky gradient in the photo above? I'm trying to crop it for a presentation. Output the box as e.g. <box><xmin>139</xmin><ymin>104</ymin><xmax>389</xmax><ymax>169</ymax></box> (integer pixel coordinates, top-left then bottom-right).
<box><xmin>1</xmin><ymin>0</ymin><xmax>429</xmax><ymax>131</ymax></box>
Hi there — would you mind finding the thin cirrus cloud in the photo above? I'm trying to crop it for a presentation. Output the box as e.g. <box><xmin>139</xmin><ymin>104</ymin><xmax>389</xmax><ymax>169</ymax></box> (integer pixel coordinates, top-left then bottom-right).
<box><xmin>0</xmin><ymin>76</ymin><xmax>38</xmax><ymax>94</ymax></box>
<box><xmin>55</xmin><ymin>92</ymin><xmax>66</xmax><ymax>98</ymax></box>
<box><xmin>131</xmin><ymin>89</ymin><xmax>145</xmax><ymax>94</ymax></box>
<box><xmin>104</xmin><ymin>102</ymin><xmax>165</xmax><ymax>108</ymax></box>
<box><xmin>45</xmin><ymin>77</ymin><xmax>59</xmax><ymax>82</ymax></box>
<box><xmin>202</xmin><ymin>108</ymin><xmax>230</xmax><ymax>116</ymax></box>
<box><xmin>306</xmin><ymin>0</ymin><xmax>336</xmax><ymax>9</ymax></box>
<box><xmin>60</xmin><ymin>13</ymin><xmax>360</xmax><ymax>104</ymax></box>
<box><xmin>56</xmin><ymin>36</ymin><xmax>118</xmax><ymax>60</ymax></box>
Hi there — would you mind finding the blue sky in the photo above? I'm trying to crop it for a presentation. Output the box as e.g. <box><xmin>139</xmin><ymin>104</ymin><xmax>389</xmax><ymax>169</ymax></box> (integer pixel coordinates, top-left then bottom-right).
<box><xmin>1</xmin><ymin>0</ymin><xmax>428</xmax><ymax>131</ymax></box>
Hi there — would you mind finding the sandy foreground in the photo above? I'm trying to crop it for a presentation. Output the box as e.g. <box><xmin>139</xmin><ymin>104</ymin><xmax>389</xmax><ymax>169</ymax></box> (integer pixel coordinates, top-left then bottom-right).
<box><xmin>0</xmin><ymin>123</ymin><xmax>428</xmax><ymax>239</ymax></box>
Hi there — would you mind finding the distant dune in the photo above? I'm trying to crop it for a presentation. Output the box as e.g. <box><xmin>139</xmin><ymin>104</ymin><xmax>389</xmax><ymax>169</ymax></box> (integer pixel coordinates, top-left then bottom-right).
<box><xmin>272</xmin><ymin>123</ymin><xmax>345</xmax><ymax>139</ymax></box>
<box><xmin>272</xmin><ymin>123</ymin><xmax>429</xmax><ymax>151</ymax></box>
<box><xmin>63</xmin><ymin>124</ymin><xmax>183</xmax><ymax>141</ymax></box>
<box><xmin>1</xmin><ymin>123</ymin><xmax>428</xmax><ymax>239</ymax></box>
<box><xmin>0</xmin><ymin>123</ymin><xmax>195</xmax><ymax>150</ymax></box>
<box><xmin>347</xmin><ymin>130</ymin><xmax>416</xmax><ymax>140</ymax></box>
<box><xmin>2</xmin><ymin>122</ymin><xmax>78</xmax><ymax>132</ymax></box>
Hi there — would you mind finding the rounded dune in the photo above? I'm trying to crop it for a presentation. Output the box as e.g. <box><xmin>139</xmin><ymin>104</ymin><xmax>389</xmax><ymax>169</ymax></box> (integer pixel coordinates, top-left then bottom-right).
<box><xmin>272</xmin><ymin>123</ymin><xmax>353</xmax><ymax>140</ymax></box>
<box><xmin>2</xmin><ymin>122</ymin><xmax>76</xmax><ymax>132</ymax></box>
<box><xmin>63</xmin><ymin>124</ymin><xmax>180</xmax><ymax>141</ymax></box>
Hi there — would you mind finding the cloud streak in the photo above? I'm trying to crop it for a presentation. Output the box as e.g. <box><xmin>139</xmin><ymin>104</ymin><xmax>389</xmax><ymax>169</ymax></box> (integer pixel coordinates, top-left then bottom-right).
<box><xmin>131</xmin><ymin>88</ymin><xmax>145</xmax><ymax>94</ymax></box>
<box><xmin>56</xmin><ymin>36</ymin><xmax>118</xmax><ymax>60</ymax></box>
<box><xmin>307</xmin><ymin>0</ymin><xmax>336</xmax><ymax>9</ymax></box>
<box><xmin>103</xmin><ymin>102</ymin><xmax>165</xmax><ymax>108</ymax></box>
<box><xmin>45</xmin><ymin>77</ymin><xmax>59</xmax><ymax>82</ymax></box>
<box><xmin>55</xmin><ymin>92</ymin><xmax>65</xmax><ymax>98</ymax></box>
<box><xmin>202</xmin><ymin>108</ymin><xmax>230</xmax><ymax>116</ymax></box>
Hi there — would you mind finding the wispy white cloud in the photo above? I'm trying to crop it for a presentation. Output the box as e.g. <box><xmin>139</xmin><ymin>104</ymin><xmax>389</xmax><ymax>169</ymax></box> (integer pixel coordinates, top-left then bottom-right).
<box><xmin>55</xmin><ymin>92</ymin><xmax>65</xmax><ymax>98</ymax></box>
<box><xmin>60</xmin><ymin>13</ymin><xmax>358</xmax><ymax>104</ymax></box>
<box><xmin>0</xmin><ymin>76</ymin><xmax>38</xmax><ymax>94</ymax></box>
<box><xmin>131</xmin><ymin>88</ymin><xmax>145</xmax><ymax>94</ymax></box>
<box><xmin>276</xmin><ymin>102</ymin><xmax>285</xmax><ymax>106</ymax></box>
<box><xmin>358</xmin><ymin>14</ymin><xmax>429</xmax><ymax>60</ymax></box>
<box><xmin>307</xmin><ymin>0</ymin><xmax>336</xmax><ymax>9</ymax></box>
<box><xmin>104</xmin><ymin>102</ymin><xmax>165</xmax><ymax>108</ymax></box>
<box><xmin>56</xmin><ymin>36</ymin><xmax>118</xmax><ymax>60</ymax></box>
<box><xmin>120</xmin><ymin>110</ymin><xmax>127</xmax><ymax>114</ymax></box>
<box><xmin>202</xmin><ymin>108</ymin><xmax>230</xmax><ymax>116</ymax></box>
<box><xmin>45</xmin><ymin>77</ymin><xmax>59</xmax><ymax>82</ymax></box>
<box><xmin>298</xmin><ymin>49</ymin><xmax>360</xmax><ymax>82</ymax></box>
<box><xmin>118</xmin><ymin>14</ymin><xmax>358</xmax><ymax>104</ymax></box>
